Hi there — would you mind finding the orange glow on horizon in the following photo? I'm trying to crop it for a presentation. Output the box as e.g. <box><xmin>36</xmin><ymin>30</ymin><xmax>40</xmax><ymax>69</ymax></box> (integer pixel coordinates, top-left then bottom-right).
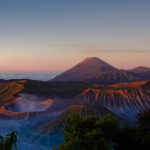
<box><xmin>0</xmin><ymin>50</ymin><xmax>150</xmax><ymax>73</ymax></box>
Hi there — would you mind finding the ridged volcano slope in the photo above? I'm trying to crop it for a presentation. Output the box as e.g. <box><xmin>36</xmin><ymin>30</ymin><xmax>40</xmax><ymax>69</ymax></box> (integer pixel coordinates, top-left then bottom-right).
<box><xmin>94</xmin><ymin>70</ymin><xmax>140</xmax><ymax>82</ymax></box>
<box><xmin>0</xmin><ymin>81</ymin><xmax>24</xmax><ymax>106</ymax></box>
<box><xmin>36</xmin><ymin>104</ymin><xmax>121</xmax><ymax>134</ymax></box>
<box><xmin>72</xmin><ymin>81</ymin><xmax>150</xmax><ymax>121</ymax></box>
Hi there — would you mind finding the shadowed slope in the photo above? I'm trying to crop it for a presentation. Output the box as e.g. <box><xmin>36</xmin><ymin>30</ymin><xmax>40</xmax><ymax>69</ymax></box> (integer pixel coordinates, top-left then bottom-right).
<box><xmin>27</xmin><ymin>104</ymin><xmax>125</xmax><ymax>148</ymax></box>
<box><xmin>94</xmin><ymin>70</ymin><xmax>140</xmax><ymax>82</ymax></box>
<box><xmin>131</xmin><ymin>66</ymin><xmax>150</xmax><ymax>73</ymax></box>
<box><xmin>130</xmin><ymin>66</ymin><xmax>150</xmax><ymax>80</ymax></box>
<box><xmin>36</xmin><ymin>104</ymin><xmax>121</xmax><ymax>134</ymax></box>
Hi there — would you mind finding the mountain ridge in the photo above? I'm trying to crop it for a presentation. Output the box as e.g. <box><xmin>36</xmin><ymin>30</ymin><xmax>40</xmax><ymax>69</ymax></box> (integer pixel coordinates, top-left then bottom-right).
<box><xmin>131</xmin><ymin>66</ymin><xmax>150</xmax><ymax>73</ymax></box>
<box><xmin>51</xmin><ymin>57</ymin><xmax>150</xmax><ymax>82</ymax></box>
<box><xmin>51</xmin><ymin>57</ymin><xmax>118</xmax><ymax>82</ymax></box>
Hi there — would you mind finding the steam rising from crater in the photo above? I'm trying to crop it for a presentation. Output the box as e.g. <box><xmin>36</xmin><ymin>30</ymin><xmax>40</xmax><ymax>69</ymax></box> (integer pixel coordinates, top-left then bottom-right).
<box><xmin>6</xmin><ymin>94</ymin><xmax>54</xmax><ymax>112</ymax></box>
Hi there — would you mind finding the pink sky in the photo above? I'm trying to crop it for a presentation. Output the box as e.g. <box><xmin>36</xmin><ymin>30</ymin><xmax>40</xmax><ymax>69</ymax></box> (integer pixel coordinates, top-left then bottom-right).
<box><xmin>1</xmin><ymin>50</ymin><xmax>149</xmax><ymax>73</ymax></box>
<box><xmin>0</xmin><ymin>0</ymin><xmax>150</xmax><ymax>73</ymax></box>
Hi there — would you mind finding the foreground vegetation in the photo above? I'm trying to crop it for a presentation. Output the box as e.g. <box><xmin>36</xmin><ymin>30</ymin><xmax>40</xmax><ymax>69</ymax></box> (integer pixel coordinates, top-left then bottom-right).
<box><xmin>53</xmin><ymin>110</ymin><xmax>150</xmax><ymax>150</ymax></box>
<box><xmin>0</xmin><ymin>131</ymin><xmax>17</xmax><ymax>150</ymax></box>
<box><xmin>1</xmin><ymin>110</ymin><xmax>150</xmax><ymax>150</ymax></box>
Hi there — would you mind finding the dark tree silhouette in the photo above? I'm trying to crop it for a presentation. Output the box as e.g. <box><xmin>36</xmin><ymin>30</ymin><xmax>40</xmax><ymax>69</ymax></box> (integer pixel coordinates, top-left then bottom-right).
<box><xmin>0</xmin><ymin>131</ymin><xmax>18</xmax><ymax>150</ymax></box>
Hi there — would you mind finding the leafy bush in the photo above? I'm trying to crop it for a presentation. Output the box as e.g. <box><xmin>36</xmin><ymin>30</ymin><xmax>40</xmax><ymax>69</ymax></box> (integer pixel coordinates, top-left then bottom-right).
<box><xmin>54</xmin><ymin>110</ymin><xmax>150</xmax><ymax>150</ymax></box>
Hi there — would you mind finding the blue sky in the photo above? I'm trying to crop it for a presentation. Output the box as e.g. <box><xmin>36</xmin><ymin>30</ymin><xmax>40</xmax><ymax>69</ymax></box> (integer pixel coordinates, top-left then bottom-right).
<box><xmin>0</xmin><ymin>0</ymin><xmax>150</xmax><ymax>72</ymax></box>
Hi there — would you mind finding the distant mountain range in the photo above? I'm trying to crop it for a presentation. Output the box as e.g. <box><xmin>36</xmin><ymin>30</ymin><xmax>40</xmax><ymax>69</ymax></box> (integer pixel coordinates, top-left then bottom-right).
<box><xmin>52</xmin><ymin>57</ymin><xmax>150</xmax><ymax>82</ymax></box>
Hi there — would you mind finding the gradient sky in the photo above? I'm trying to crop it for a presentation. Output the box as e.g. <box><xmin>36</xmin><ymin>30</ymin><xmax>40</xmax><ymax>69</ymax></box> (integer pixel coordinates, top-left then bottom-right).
<box><xmin>0</xmin><ymin>0</ymin><xmax>150</xmax><ymax>73</ymax></box>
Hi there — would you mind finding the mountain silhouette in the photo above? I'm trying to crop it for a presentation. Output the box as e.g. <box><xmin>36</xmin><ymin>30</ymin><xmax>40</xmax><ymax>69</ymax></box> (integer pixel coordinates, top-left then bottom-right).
<box><xmin>93</xmin><ymin>69</ymin><xmax>140</xmax><ymax>82</ymax></box>
<box><xmin>51</xmin><ymin>57</ymin><xmax>150</xmax><ymax>82</ymax></box>
<box><xmin>131</xmin><ymin>66</ymin><xmax>150</xmax><ymax>73</ymax></box>
<box><xmin>52</xmin><ymin>57</ymin><xmax>117</xmax><ymax>81</ymax></box>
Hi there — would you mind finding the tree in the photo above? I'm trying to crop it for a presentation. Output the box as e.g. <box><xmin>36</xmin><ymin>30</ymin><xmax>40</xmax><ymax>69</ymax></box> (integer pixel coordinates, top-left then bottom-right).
<box><xmin>0</xmin><ymin>131</ymin><xmax>18</xmax><ymax>150</ymax></box>
<box><xmin>137</xmin><ymin>109</ymin><xmax>150</xmax><ymax>132</ymax></box>
<box><xmin>135</xmin><ymin>110</ymin><xmax>150</xmax><ymax>150</ymax></box>
<box><xmin>115</xmin><ymin>109</ymin><xmax>150</xmax><ymax>150</ymax></box>
<box><xmin>60</xmin><ymin>114</ymin><xmax>109</xmax><ymax>150</ymax></box>
<box><xmin>115</xmin><ymin>124</ymin><xmax>139</xmax><ymax>150</ymax></box>
<box><xmin>0</xmin><ymin>135</ymin><xmax>4</xmax><ymax>150</ymax></box>
<box><xmin>54</xmin><ymin>110</ymin><xmax>150</xmax><ymax>150</ymax></box>
<box><xmin>98</xmin><ymin>114</ymin><xmax>119</xmax><ymax>142</ymax></box>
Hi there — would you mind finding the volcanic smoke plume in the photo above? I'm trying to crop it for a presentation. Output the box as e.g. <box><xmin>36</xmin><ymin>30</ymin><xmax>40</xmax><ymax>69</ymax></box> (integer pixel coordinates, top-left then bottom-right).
<box><xmin>6</xmin><ymin>93</ymin><xmax>54</xmax><ymax>112</ymax></box>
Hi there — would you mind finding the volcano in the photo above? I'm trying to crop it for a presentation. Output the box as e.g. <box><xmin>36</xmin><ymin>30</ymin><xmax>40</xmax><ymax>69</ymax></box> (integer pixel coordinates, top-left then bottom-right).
<box><xmin>36</xmin><ymin>104</ymin><xmax>122</xmax><ymax>134</ymax></box>
<box><xmin>51</xmin><ymin>57</ymin><xmax>150</xmax><ymax>82</ymax></box>
<box><xmin>51</xmin><ymin>57</ymin><xmax>118</xmax><ymax>81</ymax></box>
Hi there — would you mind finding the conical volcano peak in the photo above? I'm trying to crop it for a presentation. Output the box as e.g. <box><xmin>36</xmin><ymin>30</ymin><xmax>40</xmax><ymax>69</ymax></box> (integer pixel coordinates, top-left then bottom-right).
<box><xmin>80</xmin><ymin>57</ymin><xmax>103</xmax><ymax>63</ymax></box>
<box><xmin>51</xmin><ymin>57</ymin><xmax>118</xmax><ymax>81</ymax></box>
<box><xmin>79</xmin><ymin>57</ymin><xmax>111</xmax><ymax>66</ymax></box>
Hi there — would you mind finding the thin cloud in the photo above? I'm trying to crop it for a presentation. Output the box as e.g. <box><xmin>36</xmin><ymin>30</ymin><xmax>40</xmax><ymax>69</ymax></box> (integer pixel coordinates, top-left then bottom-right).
<box><xmin>84</xmin><ymin>49</ymin><xmax>150</xmax><ymax>53</ymax></box>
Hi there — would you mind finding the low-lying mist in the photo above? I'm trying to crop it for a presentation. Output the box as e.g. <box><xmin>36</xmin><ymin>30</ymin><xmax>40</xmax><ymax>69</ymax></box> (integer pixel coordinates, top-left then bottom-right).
<box><xmin>6</xmin><ymin>93</ymin><xmax>54</xmax><ymax>112</ymax></box>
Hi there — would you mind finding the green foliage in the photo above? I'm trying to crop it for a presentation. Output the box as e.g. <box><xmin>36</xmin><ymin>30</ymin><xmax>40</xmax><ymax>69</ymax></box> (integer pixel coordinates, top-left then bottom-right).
<box><xmin>0</xmin><ymin>131</ymin><xmax>17</xmax><ymax>150</ymax></box>
<box><xmin>135</xmin><ymin>110</ymin><xmax>150</xmax><ymax>150</ymax></box>
<box><xmin>137</xmin><ymin>109</ymin><xmax>150</xmax><ymax>132</ymax></box>
<box><xmin>0</xmin><ymin>135</ymin><xmax>4</xmax><ymax>150</ymax></box>
<box><xmin>115</xmin><ymin>124</ymin><xmax>139</xmax><ymax>150</ymax></box>
<box><xmin>115</xmin><ymin>110</ymin><xmax>150</xmax><ymax>150</ymax></box>
<box><xmin>55</xmin><ymin>114</ymin><xmax>110</xmax><ymax>150</ymax></box>
<box><xmin>98</xmin><ymin>114</ymin><xmax>119</xmax><ymax>141</ymax></box>
<box><xmin>1</xmin><ymin>108</ymin><xmax>150</xmax><ymax>150</ymax></box>
<box><xmin>54</xmin><ymin>110</ymin><xmax>150</xmax><ymax>150</ymax></box>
